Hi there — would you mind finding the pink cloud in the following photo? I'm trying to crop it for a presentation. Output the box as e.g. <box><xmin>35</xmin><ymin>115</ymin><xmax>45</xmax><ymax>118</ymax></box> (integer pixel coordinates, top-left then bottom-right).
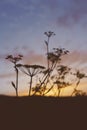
<box><xmin>0</xmin><ymin>73</ymin><xmax>15</xmax><ymax>79</ymax></box>
<box><xmin>23</xmin><ymin>50</ymin><xmax>46</xmax><ymax>65</ymax></box>
<box><xmin>62</xmin><ymin>50</ymin><xmax>87</xmax><ymax>69</ymax></box>
<box><xmin>22</xmin><ymin>49</ymin><xmax>87</xmax><ymax>72</ymax></box>
<box><xmin>0</xmin><ymin>47</ymin><xmax>46</xmax><ymax>66</ymax></box>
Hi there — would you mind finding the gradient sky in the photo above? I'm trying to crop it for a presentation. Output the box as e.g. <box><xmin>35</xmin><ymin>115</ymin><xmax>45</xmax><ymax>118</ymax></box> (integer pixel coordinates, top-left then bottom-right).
<box><xmin>0</xmin><ymin>0</ymin><xmax>87</xmax><ymax>96</ymax></box>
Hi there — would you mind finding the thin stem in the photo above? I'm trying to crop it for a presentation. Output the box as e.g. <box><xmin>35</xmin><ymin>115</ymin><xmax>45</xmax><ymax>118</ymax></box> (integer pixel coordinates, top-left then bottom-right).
<box><xmin>47</xmin><ymin>37</ymin><xmax>50</xmax><ymax>70</ymax></box>
<box><xmin>33</xmin><ymin>73</ymin><xmax>49</xmax><ymax>96</ymax></box>
<box><xmin>15</xmin><ymin>67</ymin><xmax>18</xmax><ymax>97</ymax></box>
<box><xmin>29</xmin><ymin>76</ymin><xmax>33</xmax><ymax>96</ymax></box>
<box><xmin>44</xmin><ymin>85</ymin><xmax>54</xmax><ymax>95</ymax></box>
<box><xmin>16</xmin><ymin>88</ymin><xmax>18</xmax><ymax>97</ymax></box>
<box><xmin>58</xmin><ymin>87</ymin><xmax>60</xmax><ymax>97</ymax></box>
<box><xmin>71</xmin><ymin>79</ymin><xmax>80</xmax><ymax>96</ymax></box>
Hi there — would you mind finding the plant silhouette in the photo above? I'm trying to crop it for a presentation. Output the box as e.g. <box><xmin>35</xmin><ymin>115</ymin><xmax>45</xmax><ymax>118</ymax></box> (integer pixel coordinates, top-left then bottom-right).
<box><xmin>5</xmin><ymin>31</ymin><xmax>87</xmax><ymax>97</ymax></box>
<box><xmin>72</xmin><ymin>89</ymin><xmax>86</xmax><ymax>96</ymax></box>
<box><xmin>71</xmin><ymin>70</ymin><xmax>87</xmax><ymax>96</ymax></box>
<box><xmin>44</xmin><ymin>31</ymin><xmax>55</xmax><ymax>70</ymax></box>
<box><xmin>17</xmin><ymin>64</ymin><xmax>45</xmax><ymax>96</ymax></box>
<box><xmin>6</xmin><ymin>54</ymin><xmax>23</xmax><ymax>96</ymax></box>
<box><xmin>42</xmin><ymin>48</ymin><xmax>70</xmax><ymax>96</ymax></box>
<box><xmin>54</xmin><ymin>65</ymin><xmax>71</xmax><ymax>96</ymax></box>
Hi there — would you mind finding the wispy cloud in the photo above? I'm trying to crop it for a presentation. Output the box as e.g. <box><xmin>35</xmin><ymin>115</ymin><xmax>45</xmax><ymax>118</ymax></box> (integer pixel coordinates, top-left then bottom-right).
<box><xmin>0</xmin><ymin>73</ymin><xmax>14</xmax><ymax>79</ymax></box>
<box><xmin>23</xmin><ymin>50</ymin><xmax>46</xmax><ymax>65</ymax></box>
<box><xmin>57</xmin><ymin>0</ymin><xmax>87</xmax><ymax>27</ymax></box>
<box><xmin>62</xmin><ymin>50</ymin><xmax>87</xmax><ymax>70</ymax></box>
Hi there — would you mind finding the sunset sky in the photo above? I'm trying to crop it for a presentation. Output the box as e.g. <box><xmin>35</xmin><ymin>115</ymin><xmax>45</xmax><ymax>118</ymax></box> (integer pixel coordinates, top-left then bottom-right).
<box><xmin>0</xmin><ymin>0</ymin><xmax>87</xmax><ymax>96</ymax></box>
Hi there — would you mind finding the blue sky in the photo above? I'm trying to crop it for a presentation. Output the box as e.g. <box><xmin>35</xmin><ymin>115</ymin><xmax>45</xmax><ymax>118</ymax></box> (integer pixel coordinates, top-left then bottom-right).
<box><xmin>0</xmin><ymin>0</ymin><xmax>87</xmax><ymax>96</ymax></box>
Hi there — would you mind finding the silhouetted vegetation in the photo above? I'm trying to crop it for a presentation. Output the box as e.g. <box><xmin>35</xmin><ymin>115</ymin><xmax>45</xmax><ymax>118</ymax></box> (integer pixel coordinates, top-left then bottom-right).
<box><xmin>44</xmin><ymin>31</ymin><xmax>55</xmax><ymax>70</ymax></box>
<box><xmin>6</xmin><ymin>54</ymin><xmax>23</xmax><ymax>96</ymax></box>
<box><xmin>54</xmin><ymin>65</ymin><xmax>71</xmax><ymax>97</ymax></box>
<box><xmin>17</xmin><ymin>64</ymin><xmax>45</xmax><ymax>96</ymax></box>
<box><xmin>71</xmin><ymin>70</ymin><xmax>87</xmax><ymax>96</ymax></box>
<box><xmin>5</xmin><ymin>31</ymin><xmax>87</xmax><ymax>97</ymax></box>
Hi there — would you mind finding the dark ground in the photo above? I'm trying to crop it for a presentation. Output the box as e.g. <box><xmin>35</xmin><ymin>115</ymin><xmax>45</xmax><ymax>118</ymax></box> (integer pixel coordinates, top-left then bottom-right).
<box><xmin>0</xmin><ymin>95</ymin><xmax>87</xmax><ymax>130</ymax></box>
